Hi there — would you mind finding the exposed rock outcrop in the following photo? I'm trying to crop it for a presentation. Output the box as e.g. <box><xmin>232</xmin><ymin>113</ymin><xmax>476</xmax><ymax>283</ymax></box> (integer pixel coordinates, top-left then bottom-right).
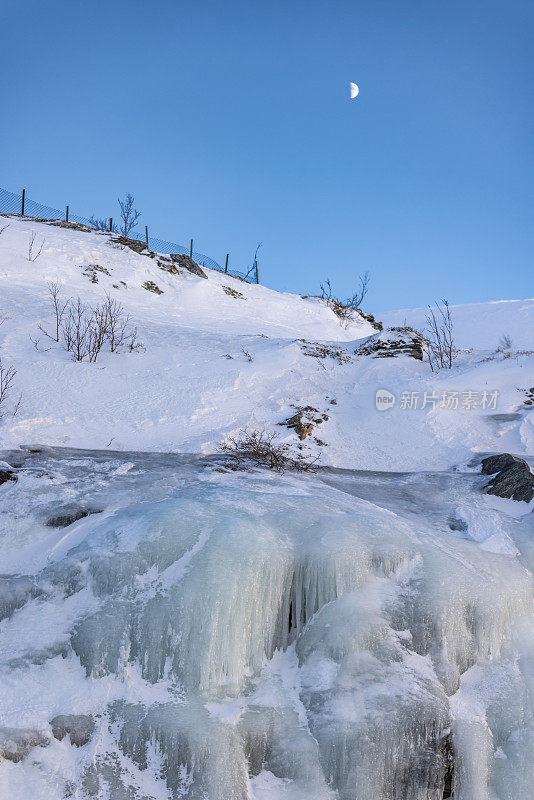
<box><xmin>170</xmin><ymin>253</ymin><xmax>208</xmax><ymax>279</ymax></box>
<box><xmin>50</xmin><ymin>714</ymin><xmax>95</xmax><ymax>747</ymax></box>
<box><xmin>283</xmin><ymin>406</ymin><xmax>329</xmax><ymax>441</ymax></box>
<box><xmin>45</xmin><ymin>506</ymin><xmax>102</xmax><ymax>528</ymax></box>
<box><xmin>355</xmin><ymin>327</ymin><xmax>426</xmax><ymax>361</ymax></box>
<box><xmin>0</xmin><ymin>462</ymin><xmax>17</xmax><ymax>486</ymax></box>
<box><xmin>0</xmin><ymin>727</ymin><xmax>49</xmax><ymax>762</ymax></box>
<box><xmin>111</xmin><ymin>235</ymin><xmax>149</xmax><ymax>255</ymax></box>
<box><xmin>481</xmin><ymin>453</ymin><xmax>534</xmax><ymax>503</ymax></box>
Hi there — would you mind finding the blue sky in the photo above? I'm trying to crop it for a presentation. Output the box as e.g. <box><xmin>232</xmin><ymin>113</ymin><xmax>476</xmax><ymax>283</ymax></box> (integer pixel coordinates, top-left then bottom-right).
<box><xmin>1</xmin><ymin>0</ymin><xmax>532</xmax><ymax>310</ymax></box>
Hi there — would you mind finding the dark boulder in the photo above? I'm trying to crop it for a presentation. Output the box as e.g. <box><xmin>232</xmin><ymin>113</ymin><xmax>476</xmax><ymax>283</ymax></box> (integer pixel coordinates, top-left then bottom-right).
<box><xmin>481</xmin><ymin>453</ymin><xmax>534</xmax><ymax>503</ymax></box>
<box><xmin>0</xmin><ymin>467</ymin><xmax>16</xmax><ymax>486</ymax></box>
<box><xmin>170</xmin><ymin>253</ymin><xmax>208</xmax><ymax>279</ymax></box>
<box><xmin>45</xmin><ymin>506</ymin><xmax>102</xmax><ymax>528</ymax></box>
<box><xmin>50</xmin><ymin>714</ymin><xmax>95</xmax><ymax>747</ymax></box>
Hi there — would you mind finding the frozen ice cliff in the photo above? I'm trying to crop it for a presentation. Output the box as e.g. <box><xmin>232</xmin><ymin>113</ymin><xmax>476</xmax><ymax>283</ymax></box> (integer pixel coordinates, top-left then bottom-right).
<box><xmin>0</xmin><ymin>449</ymin><xmax>533</xmax><ymax>799</ymax></box>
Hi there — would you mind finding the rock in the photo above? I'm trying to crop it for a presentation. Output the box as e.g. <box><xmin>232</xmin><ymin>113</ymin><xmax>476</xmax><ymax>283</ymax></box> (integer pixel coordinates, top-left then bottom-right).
<box><xmin>283</xmin><ymin>406</ymin><xmax>330</xmax><ymax>441</ymax></box>
<box><xmin>50</xmin><ymin>714</ymin><xmax>95</xmax><ymax>747</ymax></box>
<box><xmin>50</xmin><ymin>220</ymin><xmax>95</xmax><ymax>232</ymax></box>
<box><xmin>111</xmin><ymin>236</ymin><xmax>148</xmax><ymax>255</ymax></box>
<box><xmin>0</xmin><ymin>463</ymin><xmax>17</xmax><ymax>486</ymax></box>
<box><xmin>0</xmin><ymin>727</ymin><xmax>49</xmax><ymax>762</ymax></box>
<box><xmin>355</xmin><ymin>327</ymin><xmax>426</xmax><ymax>361</ymax></box>
<box><xmin>440</xmin><ymin>733</ymin><xmax>455</xmax><ymax>799</ymax></box>
<box><xmin>142</xmin><ymin>280</ymin><xmax>163</xmax><ymax>294</ymax></box>
<box><xmin>45</xmin><ymin>506</ymin><xmax>102</xmax><ymax>528</ymax></box>
<box><xmin>357</xmin><ymin>309</ymin><xmax>383</xmax><ymax>331</ymax></box>
<box><xmin>170</xmin><ymin>253</ymin><xmax>208</xmax><ymax>279</ymax></box>
<box><xmin>481</xmin><ymin>453</ymin><xmax>534</xmax><ymax>503</ymax></box>
<box><xmin>299</xmin><ymin>341</ymin><xmax>352</xmax><ymax>364</ymax></box>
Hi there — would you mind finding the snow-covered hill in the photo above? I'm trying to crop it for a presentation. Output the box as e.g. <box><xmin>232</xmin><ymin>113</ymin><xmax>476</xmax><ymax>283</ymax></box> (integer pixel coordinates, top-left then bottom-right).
<box><xmin>1</xmin><ymin>214</ymin><xmax>534</xmax><ymax>800</ymax></box>
<box><xmin>0</xmin><ymin>215</ymin><xmax>533</xmax><ymax>470</ymax></box>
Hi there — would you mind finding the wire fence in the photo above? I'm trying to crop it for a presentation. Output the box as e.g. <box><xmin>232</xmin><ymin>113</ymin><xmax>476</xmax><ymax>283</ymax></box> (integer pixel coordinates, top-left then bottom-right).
<box><xmin>0</xmin><ymin>186</ymin><xmax>257</xmax><ymax>282</ymax></box>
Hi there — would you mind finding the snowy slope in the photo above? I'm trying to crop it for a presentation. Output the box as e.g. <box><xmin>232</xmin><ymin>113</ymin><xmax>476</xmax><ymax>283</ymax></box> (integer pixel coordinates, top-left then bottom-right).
<box><xmin>0</xmin><ymin>214</ymin><xmax>533</xmax><ymax>470</ymax></box>
<box><xmin>1</xmin><ymin>215</ymin><xmax>534</xmax><ymax>800</ymax></box>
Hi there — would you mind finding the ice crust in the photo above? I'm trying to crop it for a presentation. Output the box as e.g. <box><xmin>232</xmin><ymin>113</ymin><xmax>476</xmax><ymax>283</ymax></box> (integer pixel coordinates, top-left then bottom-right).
<box><xmin>0</xmin><ymin>451</ymin><xmax>533</xmax><ymax>799</ymax></box>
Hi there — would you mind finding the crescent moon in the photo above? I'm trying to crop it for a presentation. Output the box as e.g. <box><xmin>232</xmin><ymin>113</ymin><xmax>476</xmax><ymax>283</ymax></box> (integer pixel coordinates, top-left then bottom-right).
<box><xmin>350</xmin><ymin>82</ymin><xmax>359</xmax><ymax>99</ymax></box>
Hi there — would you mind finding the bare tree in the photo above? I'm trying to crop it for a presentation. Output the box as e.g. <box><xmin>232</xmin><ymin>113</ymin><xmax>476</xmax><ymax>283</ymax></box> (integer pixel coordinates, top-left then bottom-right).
<box><xmin>219</xmin><ymin>428</ymin><xmax>319</xmax><ymax>473</ymax></box>
<box><xmin>28</xmin><ymin>231</ymin><xmax>44</xmax><ymax>262</ymax></box>
<box><xmin>0</xmin><ymin>360</ymin><xmax>16</xmax><ymax>417</ymax></box>
<box><xmin>40</xmin><ymin>281</ymin><xmax>70</xmax><ymax>342</ymax></box>
<box><xmin>425</xmin><ymin>299</ymin><xmax>456</xmax><ymax>371</ymax></box>
<box><xmin>117</xmin><ymin>193</ymin><xmax>141</xmax><ymax>238</ymax></box>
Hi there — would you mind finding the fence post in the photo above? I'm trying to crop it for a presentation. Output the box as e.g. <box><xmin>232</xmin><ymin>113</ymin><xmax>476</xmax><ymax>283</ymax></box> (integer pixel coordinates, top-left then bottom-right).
<box><xmin>190</xmin><ymin>239</ymin><xmax>193</xmax><ymax>258</ymax></box>
<box><xmin>225</xmin><ymin>253</ymin><xmax>229</xmax><ymax>274</ymax></box>
<box><xmin>109</xmin><ymin>218</ymin><xmax>113</xmax><ymax>232</ymax></box>
<box><xmin>145</xmin><ymin>225</ymin><xmax>149</xmax><ymax>249</ymax></box>
<box><xmin>65</xmin><ymin>205</ymin><xmax>69</xmax><ymax>223</ymax></box>
<box><xmin>21</xmin><ymin>189</ymin><xmax>25</xmax><ymax>216</ymax></box>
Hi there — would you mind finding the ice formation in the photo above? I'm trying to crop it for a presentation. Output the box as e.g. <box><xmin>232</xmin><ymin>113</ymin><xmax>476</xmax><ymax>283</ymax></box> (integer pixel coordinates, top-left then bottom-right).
<box><xmin>0</xmin><ymin>449</ymin><xmax>533</xmax><ymax>799</ymax></box>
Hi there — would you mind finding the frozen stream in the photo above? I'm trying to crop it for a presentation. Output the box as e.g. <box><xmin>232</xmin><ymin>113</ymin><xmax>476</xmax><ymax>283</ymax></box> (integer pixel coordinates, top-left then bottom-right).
<box><xmin>0</xmin><ymin>447</ymin><xmax>533</xmax><ymax>800</ymax></box>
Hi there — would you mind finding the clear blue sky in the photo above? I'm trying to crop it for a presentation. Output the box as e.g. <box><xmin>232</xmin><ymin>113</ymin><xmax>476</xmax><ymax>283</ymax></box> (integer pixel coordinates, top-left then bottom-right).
<box><xmin>1</xmin><ymin>0</ymin><xmax>532</xmax><ymax>310</ymax></box>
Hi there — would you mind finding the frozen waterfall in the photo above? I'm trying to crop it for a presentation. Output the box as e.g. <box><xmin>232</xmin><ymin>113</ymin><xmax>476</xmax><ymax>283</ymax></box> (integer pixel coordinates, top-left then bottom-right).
<box><xmin>0</xmin><ymin>448</ymin><xmax>533</xmax><ymax>800</ymax></box>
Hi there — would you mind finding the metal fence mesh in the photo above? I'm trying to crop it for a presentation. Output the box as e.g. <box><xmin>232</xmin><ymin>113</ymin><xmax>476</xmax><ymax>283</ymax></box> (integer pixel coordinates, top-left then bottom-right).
<box><xmin>0</xmin><ymin>186</ymin><xmax>254</xmax><ymax>281</ymax></box>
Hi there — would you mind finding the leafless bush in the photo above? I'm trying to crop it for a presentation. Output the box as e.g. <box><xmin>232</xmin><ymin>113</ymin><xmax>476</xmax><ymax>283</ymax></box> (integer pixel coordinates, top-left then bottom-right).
<box><xmin>39</xmin><ymin>282</ymin><xmax>70</xmax><ymax>342</ymax></box>
<box><xmin>28</xmin><ymin>231</ymin><xmax>44</xmax><ymax>262</ymax></box>
<box><xmin>62</xmin><ymin>298</ymin><xmax>92</xmax><ymax>361</ymax></box>
<box><xmin>39</xmin><ymin>288</ymin><xmax>141</xmax><ymax>362</ymax></box>
<box><xmin>219</xmin><ymin>428</ymin><xmax>319</xmax><ymax>473</ymax></box>
<box><xmin>241</xmin><ymin>347</ymin><xmax>253</xmax><ymax>362</ymax></box>
<box><xmin>89</xmin><ymin>216</ymin><xmax>118</xmax><ymax>233</ymax></box>
<box><xmin>498</xmin><ymin>333</ymin><xmax>513</xmax><ymax>352</ymax></box>
<box><xmin>0</xmin><ymin>360</ymin><xmax>16</xmax><ymax>417</ymax></box>
<box><xmin>425</xmin><ymin>299</ymin><xmax>456</xmax><ymax>371</ymax></box>
<box><xmin>320</xmin><ymin>272</ymin><xmax>370</xmax><ymax>326</ymax></box>
<box><xmin>118</xmin><ymin>193</ymin><xmax>141</xmax><ymax>237</ymax></box>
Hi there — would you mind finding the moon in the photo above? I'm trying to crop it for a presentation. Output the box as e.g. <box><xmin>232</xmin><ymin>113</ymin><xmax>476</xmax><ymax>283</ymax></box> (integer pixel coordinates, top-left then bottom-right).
<box><xmin>350</xmin><ymin>82</ymin><xmax>359</xmax><ymax>99</ymax></box>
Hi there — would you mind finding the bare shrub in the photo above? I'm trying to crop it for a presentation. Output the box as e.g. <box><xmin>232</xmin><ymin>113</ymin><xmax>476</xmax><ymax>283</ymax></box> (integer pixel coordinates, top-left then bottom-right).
<box><xmin>39</xmin><ymin>289</ymin><xmax>141</xmax><ymax>363</ymax></box>
<box><xmin>62</xmin><ymin>298</ymin><xmax>92</xmax><ymax>362</ymax></box>
<box><xmin>28</xmin><ymin>231</ymin><xmax>44</xmax><ymax>262</ymax></box>
<box><xmin>320</xmin><ymin>272</ymin><xmax>370</xmax><ymax>326</ymax></box>
<box><xmin>241</xmin><ymin>347</ymin><xmax>253</xmax><ymax>362</ymax></box>
<box><xmin>498</xmin><ymin>333</ymin><xmax>513</xmax><ymax>352</ymax></box>
<box><xmin>118</xmin><ymin>193</ymin><xmax>141</xmax><ymax>237</ymax></box>
<box><xmin>89</xmin><ymin>217</ymin><xmax>117</xmax><ymax>233</ymax></box>
<box><xmin>0</xmin><ymin>360</ymin><xmax>16</xmax><ymax>417</ymax></box>
<box><xmin>102</xmin><ymin>295</ymin><xmax>134</xmax><ymax>352</ymax></box>
<box><xmin>425</xmin><ymin>300</ymin><xmax>456</xmax><ymax>371</ymax></box>
<box><xmin>219</xmin><ymin>428</ymin><xmax>319</xmax><ymax>473</ymax></box>
<box><xmin>39</xmin><ymin>282</ymin><xmax>69</xmax><ymax>342</ymax></box>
